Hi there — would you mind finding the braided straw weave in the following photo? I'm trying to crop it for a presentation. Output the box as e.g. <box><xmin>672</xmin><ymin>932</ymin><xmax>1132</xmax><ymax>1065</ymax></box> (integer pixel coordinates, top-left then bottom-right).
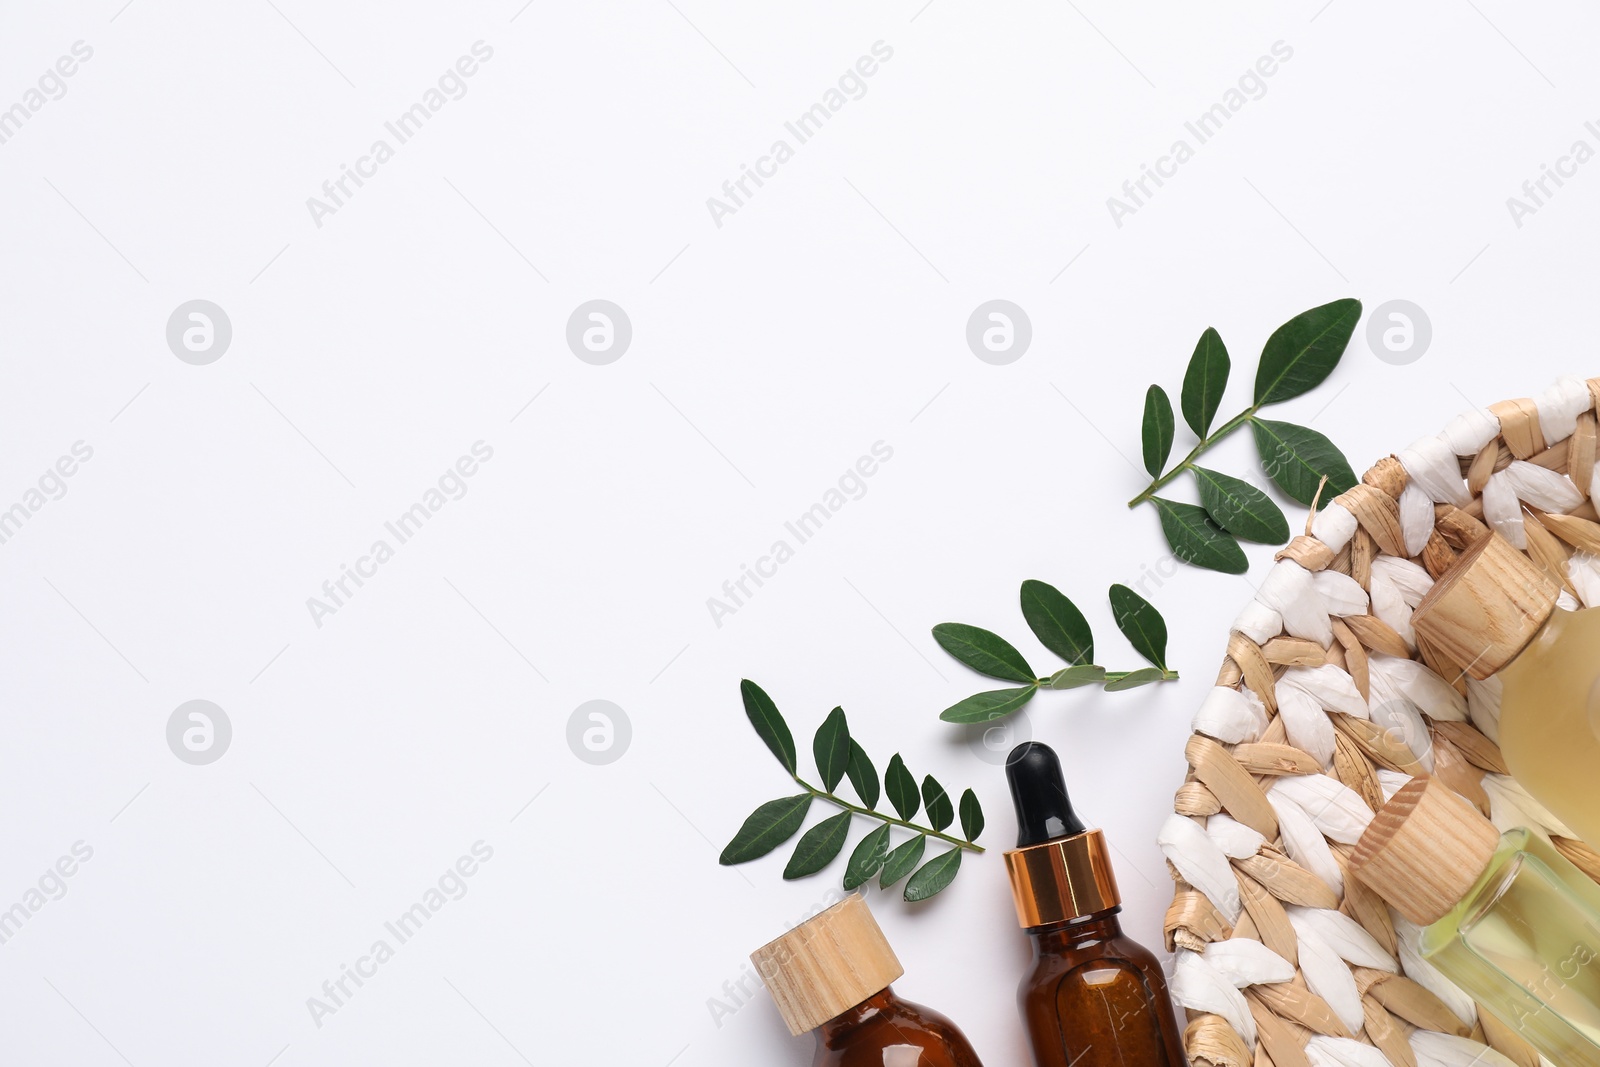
<box><xmin>1163</xmin><ymin>376</ymin><xmax>1600</xmax><ymax>1067</ymax></box>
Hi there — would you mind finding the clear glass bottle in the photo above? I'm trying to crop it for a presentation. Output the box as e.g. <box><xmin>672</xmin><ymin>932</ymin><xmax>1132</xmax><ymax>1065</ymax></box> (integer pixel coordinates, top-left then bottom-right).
<box><xmin>750</xmin><ymin>894</ymin><xmax>986</xmax><ymax>1067</ymax></box>
<box><xmin>1413</xmin><ymin>530</ymin><xmax>1600</xmax><ymax>846</ymax></box>
<box><xmin>1352</xmin><ymin>776</ymin><xmax>1600</xmax><ymax>1065</ymax></box>
<box><xmin>1004</xmin><ymin>743</ymin><xmax>1186</xmax><ymax>1067</ymax></box>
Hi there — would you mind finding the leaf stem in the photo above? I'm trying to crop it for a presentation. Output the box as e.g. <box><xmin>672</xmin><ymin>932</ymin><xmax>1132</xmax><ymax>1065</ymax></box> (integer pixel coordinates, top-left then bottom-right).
<box><xmin>1101</xmin><ymin>669</ymin><xmax>1180</xmax><ymax>683</ymax></box>
<box><xmin>1126</xmin><ymin>405</ymin><xmax>1260</xmax><ymax>507</ymax></box>
<box><xmin>792</xmin><ymin>776</ymin><xmax>985</xmax><ymax>853</ymax></box>
<box><xmin>1037</xmin><ymin>668</ymin><xmax>1180</xmax><ymax>686</ymax></box>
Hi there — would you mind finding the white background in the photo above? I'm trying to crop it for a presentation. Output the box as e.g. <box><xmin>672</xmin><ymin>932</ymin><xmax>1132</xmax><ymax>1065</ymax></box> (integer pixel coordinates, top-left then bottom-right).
<box><xmin>0</xmin><ymin>1</ymin><xmax>1594</xmax><ymax>1064</ymax></box>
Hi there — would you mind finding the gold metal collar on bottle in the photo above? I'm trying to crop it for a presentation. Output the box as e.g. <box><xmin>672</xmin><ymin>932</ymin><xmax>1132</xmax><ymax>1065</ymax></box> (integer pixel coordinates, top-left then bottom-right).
<box><xmin>1004</xmin><ymin>828</ymin><xmax>1121</xmax><ymax>928</ymax></box>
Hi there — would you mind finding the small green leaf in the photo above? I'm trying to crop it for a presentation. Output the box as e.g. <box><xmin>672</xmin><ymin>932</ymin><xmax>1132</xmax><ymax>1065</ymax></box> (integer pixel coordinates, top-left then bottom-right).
<box><xmin>879</xmin><ymin>833</ymin><xmax>926</xmax><ymax>889</ymax></box>
<box><xmin>1047</xmin><ymin>664</ymin><xmax>1107</xmax><ymax>689</ymax></box>
<box><xmin>1104</xmin><ymin>667</ymin><xmax>1169</xmax><ymax>691</ymax></box>
<box><xmin>740</xmin><ymin>679</ymin><xmax>796</xmax><ymax>773</ymax></box>
<box><xmin>1141</xmin><ymin>385</ymin><xmax>1175</xmax><ymax>477</ymax></box>
<box><xmin>1181</xmin><ymin>327</ymin><xmax>1230</xmax><ymax>437</ymax></box>
<box><xmin>1109</xmin><ymin>584</ymin><xmax>1169</xmax><ymax>670</ymax></box>
<box><xmin>843</xmin><ymin>824</ymin><xmax>891</xmax><ymax>889</ymax></box>
<box><xmin>719</xmin><ymin>794</ymin><xmax>813</xmax><ymax>865</ymax></box>
<box><xmin>783</xmin><ymin>811</ymin><xmax>852</xmax><ymax>879</ymax></box>
<box><xmin>1020</xmin><ymin>580</ymin><xmax>1094</xmax><ymax>666</ymax></box>
<box><xmin>1193</xmin><ymin>466</ymin><xmax>1291</xmax><ymax>544</ymax></box>
<box><xmin>885</xmin><ymin>754</ymin><xmax>919</xmax><ymax>820</ymax></box>
<box><xmin>846</xmin><ymin>741</ymin><xmax>878</xmax><ymax>809</ymax></box>
<box><xmin>921</xmin><ymin>776</ymin><xmax>953</xmax><ymax>831</ymax></box>
<box><xmin>1253</xmin><ymin>298</ymin><xmax>1362</xmax><ymax>405</ymax></box>
<box><xmin>1150</xmin><ymin>497</ymin><xmax>1248</xmax><ymax>575</ymax></box>
<box><xmin>931</xmin><ymin>623</ymin><xmax>1035</xmax><ymax>683</ymax></box>
<box><xmin>813</xmin><ymin>707</ymin><xmax>851</xmax><ymax>793</ymax></box>
<box><xmin>904</xmin><ymin>848</ymin><xmax>962</xmax><ymax>902</ymax></box>
<box><xmin>1251</xmin><ymin>418</ymin><xmax>1358</xmax><ymax>507</ymax></box>
<box><xmin>958</xmin><ymin>789</ymin><xmax>984</xmax><ymax>842</ymax></box>
<box><xmin>938</xmin><ymin>685</ymin><xmax>1038</xmax><ymax>724</ymax></box>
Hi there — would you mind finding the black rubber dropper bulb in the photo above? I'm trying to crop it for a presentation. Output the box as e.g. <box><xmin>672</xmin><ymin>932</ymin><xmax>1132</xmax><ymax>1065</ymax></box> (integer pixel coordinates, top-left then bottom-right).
<box><xmin>1007</xmin><ymin>741</ymin><xmax>1087</xmax><ymax>847</ymax></box>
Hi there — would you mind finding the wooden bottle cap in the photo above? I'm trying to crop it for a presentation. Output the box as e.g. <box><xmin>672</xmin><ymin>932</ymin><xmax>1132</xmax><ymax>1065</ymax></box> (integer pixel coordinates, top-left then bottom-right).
<box><xmin>749</xmin><ymin>894</ymin><xmax>903</xmax><ymax>1035</ymax></box>
<box><xmin>1349</xmin><ymin>777</ymin><xmax>1502</xmax><ymax>925</ymax></box>
<box><xmin>1411</xmin><ymin>531</ymin><xmax>1558</xmax><ymax>680</ymax></box>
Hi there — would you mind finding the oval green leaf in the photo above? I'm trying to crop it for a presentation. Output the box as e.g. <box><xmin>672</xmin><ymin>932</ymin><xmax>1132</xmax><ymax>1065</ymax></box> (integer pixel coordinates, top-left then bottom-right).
<box><xmin>1193</xmin><ymin>466</ymin><xmax>1291</xmax><ymax>544</ymax></box>
<box><xmin>958</xmin><ymin>788</ymin><xmax>984</xmax><ymax>842</ymax></box>
<box><xmin>904</xmin><ymin>848</ymin><xmax>962</xmax><ymax>902</ymax></box>
<box><xmin>842</xmin><ymin>823</ymin><xmax>891</xmax><ymax>889</ymax></box>
<box><xmin>1251</xmin><ymin>418</ymin><xmax>1358</xmax><ymax>507</ymax></box>
<box><xmin>1142</xmin><ymin>384</ymin><xmax>1175</xmax><ymax>477</ymax></box>
<box><xmin>846</xmin><ymin>740</ymin><xmax>879</xmax><ymax>810</ymax></box>
<box><xmin>719</xmin><ymin>794</ymin><xmax>813</xmax><ymax>865</ymax></box>
<box><xmin>921</xmin><ymin>776</ymin><xmax>953</xmax><ymax>832</ymax></box>
<box><xmin>931</xmin><ymin>623</ymin><xmax>1035</xmax><ymax>683</ymax></box>
<box><xmin>1103</xmin><ymin>666</ymin><xmax>1169</xmax><ymax>692</ymax></box>
<box><xmin>783</xmin><ymin>810</ymin><xmax>852</xmax><ymax>879</ymax></box>
<box><xmin>813</xmin><ymin>706</ymin><xmax>851</xmax><ymax>792</ymax></box>
<box><xmin>879</xmin><ymin>833</ymin><xmax>926</xmax><ymax>889</ymax></box>
<box><xmin>938</xmin><ymin>685</ymin><xmax>1038</xmax><ymax>724</ymax></box>
<box><xmin>740</xmin><ymin>679</ymin><xmax>796</xmax><ymax>773</ymax></box>
<box><xmin>1020</xmin><ymin>579</ymin><xmax>1094</xmax><ymax>666</ymax></box>
<box><xmin>1253</xmin><ymin>298</ymin><xmax>1362</xmax><ymax>406</ymax></box>
<box><xmin>1047</xmin><ymin>664</ymin><xmax>1106</xmax><ymax>689</ymax></box>
<box><xmin>1150</xmin><ymin>496</ymin><xmax>1248</xmax><ymax>575</ymax></box>
<box><xmin>1108</xmin><ymin>583</ymin><xmax>1169</xmax><ymax>670</ymax></box>
<box><xmin>885</xmin><ymin>754</ymin><xmax>919</xmax><ymax>821</ymax></box>
<box><xmin>1182</xmin><ymin>327</ymin><xmax>1230</xmax><ymax>437</ymax></box>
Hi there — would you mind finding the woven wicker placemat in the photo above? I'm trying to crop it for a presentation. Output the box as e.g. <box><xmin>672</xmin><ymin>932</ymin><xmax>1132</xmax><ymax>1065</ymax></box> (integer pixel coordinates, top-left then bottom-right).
<box><xmin>1163</xmin><ymin>377</ymin><xmax>1600</xmax><ymax>1067</ymax></box>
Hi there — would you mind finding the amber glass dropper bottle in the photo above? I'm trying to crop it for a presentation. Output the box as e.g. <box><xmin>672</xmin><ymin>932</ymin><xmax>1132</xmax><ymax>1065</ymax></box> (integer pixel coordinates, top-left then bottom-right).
<box><xmin>1004</xmin><ymin>742</ymin><xmax>1186</xmax><ymax>1067</ymax></box>
<box><xmin>749</xmin><ymin>894</ymin><xmax>985</xmax><ymax>1067</ymax></box>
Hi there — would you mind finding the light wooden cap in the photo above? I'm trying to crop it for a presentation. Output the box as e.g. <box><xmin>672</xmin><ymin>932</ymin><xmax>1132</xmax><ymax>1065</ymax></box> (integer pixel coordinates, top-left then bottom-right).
<box><xmin>1411</xmin><ymin>531</ymin><xmax>1558</xmax><ymax>680</ymax></box>
<box><xmin>749</xmin><ymin>895</ymin><xmax>903</xmax><ymax>1035</ymax></box>
<box><xmin>1349</xmin><ymin>777</ymin><xmax>1501</xmax><ymax>925</ymax></box>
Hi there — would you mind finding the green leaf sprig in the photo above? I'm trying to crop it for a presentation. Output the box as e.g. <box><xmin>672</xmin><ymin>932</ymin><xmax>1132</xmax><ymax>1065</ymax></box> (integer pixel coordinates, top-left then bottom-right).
<box><xmin>721</xmin><ymin>680</ymin><xmax>984</xmax><ymax>902</ymax></box>
<box><xmin>934</xmin><ymin>581</ymin><xmax>1174</xmax><ymax>724</ymax></box>
<box><xmin>1128</xmin><ymin>299</ymin><xmax>1362</xmax><ymax>574</ymax></box>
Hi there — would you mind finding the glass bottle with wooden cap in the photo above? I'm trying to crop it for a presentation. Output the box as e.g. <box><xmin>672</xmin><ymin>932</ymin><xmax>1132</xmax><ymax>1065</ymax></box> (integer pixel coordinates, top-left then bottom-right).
<box><xmin>1412</xmin><ymin>529</ymin><xmax>1600</xmax><ymax>847</ymax></box>
<box><xmin>749</xmin><ymin>894</ymin><xmax>985</xmax><ymax>1066</ymax></box>
<box><xmin>1350</xmin><ymin>775</ymin><xmax>1600</xmax><ymax>1065</ymax></box>
<box><xmin>1003</xmin><ymin>742</ymin><xmax>1185</xmax><ymax>1067</ymax></box>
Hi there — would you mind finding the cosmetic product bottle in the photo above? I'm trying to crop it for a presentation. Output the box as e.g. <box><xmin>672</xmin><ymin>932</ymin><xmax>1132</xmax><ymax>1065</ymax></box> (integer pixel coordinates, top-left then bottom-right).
<box><xmin>1412</xmin><ymin>530</ymin><xmax>1600</xmax><ymax>847</ymax></box>
<box><xmin>1351</xmin><ymin>776</ymin><xmax>1600</xmax><ymax>1065</ymax></box>
<box><xmin>1003</xmin><ymin>742</ymin><xmax>1186</xmax><ymax>1067</ymax></box>
<box><xmin>750</xmin><ymin>894</ymin><xmax>985</xmax><ymax>1067</ymax></box>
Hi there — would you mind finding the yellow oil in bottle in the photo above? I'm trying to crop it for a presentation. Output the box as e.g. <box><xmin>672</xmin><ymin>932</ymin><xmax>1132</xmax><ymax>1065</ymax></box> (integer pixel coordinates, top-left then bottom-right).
<box><xmin>1498</xmin><ymin>607</ymin><xmax>1600</xmax><ymax>849</ymax></box>
<box><xmin>1424</xmin><ymin>829</ymin><xmax>1600</xmax><ymax>1063</ymax></box>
